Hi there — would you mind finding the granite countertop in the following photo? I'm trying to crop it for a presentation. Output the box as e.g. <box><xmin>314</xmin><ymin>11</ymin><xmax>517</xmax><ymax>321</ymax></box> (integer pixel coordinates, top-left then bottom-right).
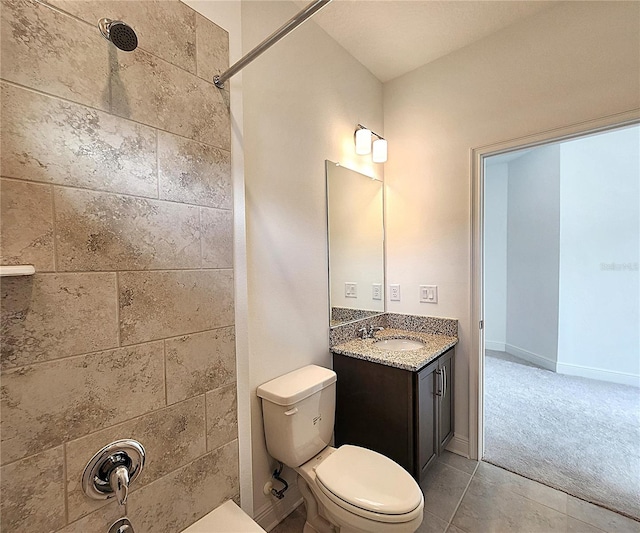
<box><xmin>331</xmin><ymin>328</ymin><xmax>458</xmax><ymax>372</ymax></box>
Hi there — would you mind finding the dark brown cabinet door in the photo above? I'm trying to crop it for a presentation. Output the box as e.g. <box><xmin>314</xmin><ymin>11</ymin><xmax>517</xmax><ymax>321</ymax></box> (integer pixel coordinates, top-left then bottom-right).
<box><xmin>438</xmin><ymin>349</ymin><xmax>455</xmax><ymax>453</ymax></box>
<box><xmin>416</xmin><ymin>360</ymin><xmax>438</xmax><ymax>479</ymax></box>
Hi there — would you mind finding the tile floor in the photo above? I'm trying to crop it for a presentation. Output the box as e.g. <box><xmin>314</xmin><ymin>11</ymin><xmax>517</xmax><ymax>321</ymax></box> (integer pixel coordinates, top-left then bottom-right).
<box><xmin>271</xmin><ymin>452</ymin><xmax>640</xmax><ymax>533</ymax></box>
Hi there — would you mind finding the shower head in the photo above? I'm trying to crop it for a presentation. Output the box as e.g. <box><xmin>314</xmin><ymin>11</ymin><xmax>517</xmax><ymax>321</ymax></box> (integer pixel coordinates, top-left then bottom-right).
<box><xmin>98</xmin><ymin>18</ymin><xmax>138</xmax><ymax>52</ymax></box>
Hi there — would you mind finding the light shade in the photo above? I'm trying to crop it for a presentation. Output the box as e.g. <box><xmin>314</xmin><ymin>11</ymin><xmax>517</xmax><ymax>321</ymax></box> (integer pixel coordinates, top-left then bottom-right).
<box><xmin>355</xmin><ymin>128</ymin><xmax>372</xmax><ymax>155</ymax></box>
<box><xmin>372</xmin><ymin>138</ymin><xmax>388</xmax><ymax>163</ymax></box>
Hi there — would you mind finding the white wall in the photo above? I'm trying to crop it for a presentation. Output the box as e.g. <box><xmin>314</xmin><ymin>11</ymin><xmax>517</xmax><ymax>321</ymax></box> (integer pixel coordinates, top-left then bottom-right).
<box><xmin>506</xmin><ymin>145</ymin><xmax>561</xmax><ymax>370</ymax></box>
<box><xmin>557</xmin><ymin>125</ymin><xmax>640</xmax><ymax>386</ymax></box>
<box><xmin>484</xmin><ymin>162</ymin><xmax>508</xmax><ymax>350</ymax></box>
<box><xmin>383</xmin><ymin>1</ymin><xmax>640</xmax><ymax>453</ymax></box>
<box><xmin>241</xmin><ymin>0</ymin><xmax>383</xmax><ymax>525</ymax></box>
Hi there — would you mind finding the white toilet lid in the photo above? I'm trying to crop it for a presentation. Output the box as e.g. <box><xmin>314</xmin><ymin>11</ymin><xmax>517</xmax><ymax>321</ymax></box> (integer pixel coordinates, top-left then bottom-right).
<box><xmin>314</xmin><ymin>445</ymin><xmax>422</xmax><ymax>516</ymax></box>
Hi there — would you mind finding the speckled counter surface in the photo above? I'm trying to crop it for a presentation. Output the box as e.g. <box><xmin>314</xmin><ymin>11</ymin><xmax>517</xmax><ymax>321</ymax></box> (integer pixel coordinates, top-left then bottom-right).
<box><xmin>331</xmin><ymin>328</ymin><xmax>457</xmax><ymax>372</ymax></box>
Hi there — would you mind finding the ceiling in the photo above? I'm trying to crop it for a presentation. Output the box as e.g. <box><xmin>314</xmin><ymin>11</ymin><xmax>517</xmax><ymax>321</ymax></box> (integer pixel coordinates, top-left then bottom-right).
<box><xmin>300</xmin><ymin>0</ymin><xmax>555</xmax><ymax>82</ymax></box>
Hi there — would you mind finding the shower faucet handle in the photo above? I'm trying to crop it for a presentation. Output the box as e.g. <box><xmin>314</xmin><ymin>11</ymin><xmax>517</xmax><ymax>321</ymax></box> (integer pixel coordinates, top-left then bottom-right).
<box><xmin>109</xmin><ymin>465</ymin><xmax>130</xmax><ymax>506</ymax></box>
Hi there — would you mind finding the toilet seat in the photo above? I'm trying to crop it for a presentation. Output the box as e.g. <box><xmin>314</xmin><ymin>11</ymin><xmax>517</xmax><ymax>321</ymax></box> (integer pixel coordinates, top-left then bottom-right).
<box><xmin>314</xmin><ymin>445</ymin><xmax>423</xmax><ymax>524</ymax></box>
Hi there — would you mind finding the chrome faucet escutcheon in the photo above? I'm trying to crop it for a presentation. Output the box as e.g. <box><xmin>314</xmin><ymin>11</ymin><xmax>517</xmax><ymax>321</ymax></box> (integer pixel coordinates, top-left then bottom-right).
<box><xmin>82</xmin><ymin>440</ymin><xmax>145</xmax><ymax>507</ymax></box>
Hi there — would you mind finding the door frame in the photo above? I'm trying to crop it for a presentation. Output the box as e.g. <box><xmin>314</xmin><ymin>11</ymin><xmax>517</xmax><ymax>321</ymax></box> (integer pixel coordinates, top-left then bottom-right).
<box><xmin>469</xmin><ymin>109</ymin><xmax>640</xmax><ymax>461</ymax></box>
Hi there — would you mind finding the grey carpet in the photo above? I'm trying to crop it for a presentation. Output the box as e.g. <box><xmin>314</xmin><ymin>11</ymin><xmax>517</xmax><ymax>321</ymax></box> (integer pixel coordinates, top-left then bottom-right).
<box><xmin>484</xmin><ymin>352</ymin><xmax>640</xmax><ymax>521</ymax></box>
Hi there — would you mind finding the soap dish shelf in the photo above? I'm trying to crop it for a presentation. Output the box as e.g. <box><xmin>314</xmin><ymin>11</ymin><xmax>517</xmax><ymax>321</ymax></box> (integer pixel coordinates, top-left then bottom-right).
<box><xmin>0</xmin><ymin>265</ymin><xmax>36</xmax><ymax>277</ymax></box>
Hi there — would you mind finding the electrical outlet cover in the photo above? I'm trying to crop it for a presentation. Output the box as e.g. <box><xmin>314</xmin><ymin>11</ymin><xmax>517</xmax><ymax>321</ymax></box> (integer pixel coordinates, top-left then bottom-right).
<box><xmin>372</xmin><ymin>283</ymin><xmax>382</xmax><ymax>300</ymax></box>
<box><xmin>390</xmin><ymin>284</ymin><xmax>401</xmax><ymax>301</ymax></box>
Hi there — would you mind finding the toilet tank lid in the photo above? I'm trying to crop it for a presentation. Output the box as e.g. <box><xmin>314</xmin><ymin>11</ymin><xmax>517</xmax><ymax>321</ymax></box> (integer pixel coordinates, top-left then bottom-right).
<box><xmin>257</xmin><ymin>365</ymin><xmax>337</xmax><ymax>406</ymax></box>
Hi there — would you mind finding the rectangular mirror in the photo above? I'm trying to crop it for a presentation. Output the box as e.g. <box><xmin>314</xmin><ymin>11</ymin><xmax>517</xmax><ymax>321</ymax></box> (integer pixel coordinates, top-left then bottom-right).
<box><xmin>326</xmin><ymin>161</ymin><xmax>385</xmax><ymax>327</ymax></box>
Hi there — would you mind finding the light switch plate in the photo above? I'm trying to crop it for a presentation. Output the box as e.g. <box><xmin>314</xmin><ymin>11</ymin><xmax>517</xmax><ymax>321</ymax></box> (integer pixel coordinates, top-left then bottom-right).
<box><xmin>390</xmin><ymin>284</ymin><xmax>401</xmax><ymax>301</ymax></box>
<box><xmin>345</xmin><ymin>282</ymin><xmax>357</xmax><ymax>298</ymax></box>
<box><xmin>372</xmin><ymin>283</ymin><xmax>382</xmax><ymax>300</ymax></box>
<box><xmin>420</xmin><ymin>285</ymin><xmax>438</xmax><ymax>303</ymax></box>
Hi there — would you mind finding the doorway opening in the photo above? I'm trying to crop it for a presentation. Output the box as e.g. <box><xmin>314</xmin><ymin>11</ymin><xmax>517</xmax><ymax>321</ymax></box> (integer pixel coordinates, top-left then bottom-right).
<box><xmin>476</xmin><ymin>122</ymin><xmax>639</xmax><ymax>519</ymax></box>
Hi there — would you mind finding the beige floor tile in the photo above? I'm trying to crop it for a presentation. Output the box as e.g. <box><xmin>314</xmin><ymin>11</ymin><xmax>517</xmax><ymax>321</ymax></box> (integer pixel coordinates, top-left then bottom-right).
<box><xmin>452</xmin><ymin>476</ymin><xmax>568</xmax><ymax>533</ymax></box>
<box><xmin>476</xmin><ymin>461</ymin><xmax>568</xmax><ymax>513</ymax></box>
<box><xmin>417</xmin><ymin>510</ymin><xmax>449</xmax><ymax>533</ymax></box>
<box><xmin>438</xmin><ymin>451</ymin><xmax>479</xmax><ymax>475</ymax></box>
<box><xmin>271</xmin><ymin>505</ymin><xmax>306</xmax><ymax>533</ymax></box>
<box><xmin>420</xmin><ymin>461</ymin><xmax>472</xmax><ymax>523</ymax></box>
<box><xmin>566</xmin><ymin>497</ymin><xmax>640</xmax><ymax>533</ymax></box>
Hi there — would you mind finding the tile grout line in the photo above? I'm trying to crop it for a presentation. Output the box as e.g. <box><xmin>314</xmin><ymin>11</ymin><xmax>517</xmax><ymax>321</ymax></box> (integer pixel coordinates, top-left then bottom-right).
<box><xmin>50</xmin><ymin>184</ymin><xmax>58</xmax><ymax>272</ymax></box>
<box><xmin>62</xmin><ymin>442</ymin><xmax>69</xmax><ymax>526</ymax></box>
<box><xmin>0</xmin><ymin>79</ymin><xmax>231</xmax><ymax>153</ymax></box>
<box><xmin>1</xmin><ymin>324</ymin><xmax>234</xmax><ymax>374</ymax></box>
<box><xmin>115</xmin><ymin>272</ymin><xmax>121</xmax><ymax>347</ymax></box>
<box><xmin>0</xmin><ymin>263</ymin><xmax>235</xmax><ymax>275</ymax></box>
<box><xmin>163</xmin><ymin>340</ymin><xmax>168</xmax><ymax>406</ymax></box>
<box><xmin>0</xmin><ymin>387</ymin><xmax>237</xmax><ymax>470</ymax></box>
<box><xmin>155</xmin><ymin>129</ymin><xmax>160</xmax><ymax>200</ymax></box>
<box><xmin>445</xmin><ymin>460</ymin><xmax>480</xmax><ymax>530</ymax></box>
<box><xmin>203</xmin><ymin>392</ymin><xmax>209</xmax><ymax>452</ymax></box>
<box><xmin>199</xmin><ymin>206</ymin><xmax>204</xmax><ymax>270</ymax></box>
<box><xmin>0</xmin><ymin>175</ymin><xmax>233</xmax><ymax>212</ymax></box>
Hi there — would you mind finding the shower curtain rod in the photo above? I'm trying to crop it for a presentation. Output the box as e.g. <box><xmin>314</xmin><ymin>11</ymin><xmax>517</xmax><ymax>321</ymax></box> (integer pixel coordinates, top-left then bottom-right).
<box><xmin>214</xmin><ymin>0</ymin><xmax>332</xmax><ymax>88</ymax></box>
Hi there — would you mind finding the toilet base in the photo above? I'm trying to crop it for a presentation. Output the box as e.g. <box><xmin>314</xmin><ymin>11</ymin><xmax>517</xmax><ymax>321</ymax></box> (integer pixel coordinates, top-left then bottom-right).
<box><xmin>298</xmin><ymin>476</ymin><xmax>336</xmax><ymax>533</ymax></box>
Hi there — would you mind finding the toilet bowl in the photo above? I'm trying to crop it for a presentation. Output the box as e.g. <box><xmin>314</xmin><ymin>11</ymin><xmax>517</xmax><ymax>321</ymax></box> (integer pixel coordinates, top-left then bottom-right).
<box><xmin>257</xmin><ymin>365</ymin><xmax>423</xmax><ymax>533</ymax></box>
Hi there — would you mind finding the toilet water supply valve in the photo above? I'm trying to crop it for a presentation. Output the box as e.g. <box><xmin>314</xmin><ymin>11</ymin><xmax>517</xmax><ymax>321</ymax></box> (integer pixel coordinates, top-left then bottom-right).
<box><xmin>266</xmin><ymin>462</ymin><xmax>289</xmax><ymax>499</ymax></box>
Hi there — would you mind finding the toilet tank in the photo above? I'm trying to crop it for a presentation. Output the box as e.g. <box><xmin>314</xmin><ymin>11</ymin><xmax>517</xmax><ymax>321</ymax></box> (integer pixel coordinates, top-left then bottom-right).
<box><xmin>257</xmin><ymin>365</ymin><xmax>337</xmax><ymax>468</ymax></box>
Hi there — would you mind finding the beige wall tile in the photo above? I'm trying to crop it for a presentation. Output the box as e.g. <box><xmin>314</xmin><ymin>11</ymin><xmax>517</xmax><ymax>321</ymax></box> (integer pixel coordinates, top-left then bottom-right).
<box><xmin>206</xmin><ymin>383</ymin><xmax>238</xmax><ymax>451</ymax></box>
<box><xmin>158</xmin><ymin>132</ymin><xmax>232</xmax><ymax>209</ymax></box>
<box><xmin>166</xmin><ymin>327</ymin><xmax>236</xmax><ymax>405</ymax></box>
<box><xmin>0</xmin><ymin>0</ymin><xmax>109</xmax><ymax>110</ymax></box>
<box><xmin>201</xmin><ymin>207</ymin><xmax>233</xmax><ymax>268</ymax></box>
<box><xmin>54</xmin><ymin>188</ymin><xmax>201</xmax><ymax>271</ymax></box>
<box><xmin>119</xmin><ymin>270</ymin><xmax>234</xmax><ymax>345</ymax></box>
<box><xmin>0</xmin><ymin>179</ymin><xmax>54</xmax><ymax>271</ymax></box>
<box><xmin>0</xmin><ymin>273</ymin><xmax>118</xmax><ymax>369</ymax></box>
<box><xmin>57</xmin><ymin>503</ymin><xmax>122</xmax><ymax>533</ymax></box>
<box><xmin>196</xmin><ymin>12</ymin><xmax>229</xmax><ymax>83</ymax></box>
<box><xmin>127</xmin><ymin>439</ymin><xmax>239</xmax><ymax>533</ymax></box>
<box><xmin>0</xmin><ymin>446</ymin><xmax>65</xmax><ymax>533</ymax></box>
<box><xmin>48</xmin><ymin>0</ymin><xmax>197</xmax><ymax>74</ymax></box>
<box><xmin>66</xmin><ymin>396</ymin><xmax>206</xmax><ymax>522</ymax></box>
<box><xmin>0</xmin><ymin>342</ymin><xmax>164</xmax><ymax>465</ymax></box>
<box><xmin>110</xmin><ymin>48</ymin><xmax>230</xmax><ymax>149</ymax></box>
<box><xmin>0</xmin><ymin>83</ymin><xmax>158</xmax><ymax>198</ymax></box>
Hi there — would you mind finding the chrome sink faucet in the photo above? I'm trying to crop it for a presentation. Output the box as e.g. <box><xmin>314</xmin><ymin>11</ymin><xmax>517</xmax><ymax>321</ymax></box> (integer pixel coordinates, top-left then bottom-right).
<box><xmin>359</xmin><ymin>325</ymin><xmax>384</xmax><ymax>339</ymax></box>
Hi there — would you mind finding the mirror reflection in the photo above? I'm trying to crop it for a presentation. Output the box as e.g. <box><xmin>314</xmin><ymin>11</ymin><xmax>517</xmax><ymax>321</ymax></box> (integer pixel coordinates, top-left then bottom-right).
<box><xmin>326</xmin><ymin>161</ymin><xmax>385</xmax><ymax>327</ymax></box>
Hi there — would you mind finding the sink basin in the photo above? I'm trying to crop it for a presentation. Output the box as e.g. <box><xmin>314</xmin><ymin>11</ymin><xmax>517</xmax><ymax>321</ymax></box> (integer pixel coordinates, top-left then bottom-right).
<box><xmin>373</xmin><ymin>338</ymin><xmax>424</xmax><ymax>351</ymax></box>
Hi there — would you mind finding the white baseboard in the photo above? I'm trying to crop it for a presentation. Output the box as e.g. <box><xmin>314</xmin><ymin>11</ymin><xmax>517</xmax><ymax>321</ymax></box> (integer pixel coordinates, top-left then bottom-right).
<box><xmin>253</xmin><ymin>485</ymin><xmax>303</xmax><ymax>532</ymax></box>
<box><xmin>505</xmin><ymin>343</ymin><xmax>557</xmax><ymax>372</ymax></box>
<box><xmin>445</xmin><ymin>434</ymin><xmax>470</xmax><ymax>458</ymax></box>
<box><xmin>556</xmin><ymin>362</ymin><xmax>640</xmax><ymax>388</ymax></box>
<box><xmin>485</xmin><ymin>341</ymin><xmax>506</xmax><ymax>352</ymax></box>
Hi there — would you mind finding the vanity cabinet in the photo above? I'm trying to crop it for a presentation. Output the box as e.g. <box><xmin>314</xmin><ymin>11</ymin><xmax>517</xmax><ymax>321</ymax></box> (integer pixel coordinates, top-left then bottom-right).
<box><xmin>333</xmin><ymin>347</ymin><xmax>454</xmax><ymax>482</ymax></box>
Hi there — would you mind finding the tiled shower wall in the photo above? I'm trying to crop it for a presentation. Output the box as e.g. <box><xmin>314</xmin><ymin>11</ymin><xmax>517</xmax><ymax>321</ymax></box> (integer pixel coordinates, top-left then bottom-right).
<box><xmin>0</xmin><ymin>1</ymin><xmax>238</xmax><ymax>532</ymax></box>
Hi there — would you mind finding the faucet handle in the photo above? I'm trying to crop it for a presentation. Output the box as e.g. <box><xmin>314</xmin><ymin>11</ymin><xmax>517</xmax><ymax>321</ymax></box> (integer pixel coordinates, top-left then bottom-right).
<box><xmin>109</xmin><ymin>465</ymin><xmax>130</xmax><ymax>506</ymax></box>
<box><xmin>369</xmin><ymin>325</ymin><xmax>384</xmax><ymax>336</ymax></box>
<box><xmin>358</xmin><ymin>327</ymin><xmax>369</xmax><ymax>339</ymax></box>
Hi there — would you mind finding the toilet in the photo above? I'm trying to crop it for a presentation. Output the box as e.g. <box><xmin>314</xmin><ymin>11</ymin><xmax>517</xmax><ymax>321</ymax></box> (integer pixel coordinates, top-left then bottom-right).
<box><xmin>257</xmin><ymin>365</ymin><xmax>424</xmax><ymax>533</ymax></box>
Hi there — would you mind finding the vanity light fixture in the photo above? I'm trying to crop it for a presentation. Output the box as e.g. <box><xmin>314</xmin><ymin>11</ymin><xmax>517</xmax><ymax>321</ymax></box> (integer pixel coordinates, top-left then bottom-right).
<box><xmin>354</xmin><ymin>124</ymin><xmax>387</xmax><ymax>163</ymax></box>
